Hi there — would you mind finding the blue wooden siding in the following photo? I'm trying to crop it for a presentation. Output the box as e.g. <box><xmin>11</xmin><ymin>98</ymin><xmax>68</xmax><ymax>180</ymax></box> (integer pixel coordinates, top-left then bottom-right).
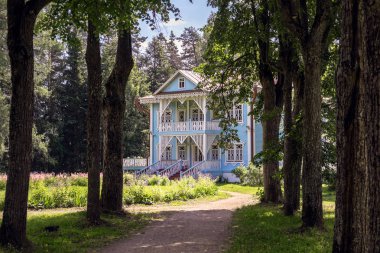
<box><xmin>161</xmin><ymin>75</ymin><xmax>197</xmax><ymax>93</ymax></box>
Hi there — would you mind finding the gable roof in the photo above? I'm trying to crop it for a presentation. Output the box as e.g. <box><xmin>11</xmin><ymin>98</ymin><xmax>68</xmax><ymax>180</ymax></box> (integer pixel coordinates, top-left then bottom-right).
<box><xmin>153</xmin><ymin>70</ymin><xmax>203</xmax><ymax>95</ymax></box>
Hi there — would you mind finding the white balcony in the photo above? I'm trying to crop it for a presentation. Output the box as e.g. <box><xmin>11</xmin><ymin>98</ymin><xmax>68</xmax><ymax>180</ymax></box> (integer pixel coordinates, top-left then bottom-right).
<box><xmin>158</xmin><ymin>121</ymin><xmax>220</xmax><ymax>132</ymax></box>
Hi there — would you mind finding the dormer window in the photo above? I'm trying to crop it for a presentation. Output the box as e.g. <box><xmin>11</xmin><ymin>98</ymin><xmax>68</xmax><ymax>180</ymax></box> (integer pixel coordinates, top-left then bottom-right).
<box><xmin>178</xmin><ymin>77</ymin><xmax>185</xmax><ymax>89</ymax></box>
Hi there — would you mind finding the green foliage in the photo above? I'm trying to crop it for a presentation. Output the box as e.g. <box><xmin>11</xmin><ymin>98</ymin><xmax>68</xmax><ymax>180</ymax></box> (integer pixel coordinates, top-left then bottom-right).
<box><xmin>232</xmin><ymin>163</ymin><xmax>264</xmax><ymax>186</ymax></box>
<box><xmin>0</xmin><ymin>173</ymin><xmax>218</xmax><ymax>209</ymax></box>
<box><xmin>123</xmin><ymin>175</ymin><xmax>218</xmax><ymax>205</ymax></box>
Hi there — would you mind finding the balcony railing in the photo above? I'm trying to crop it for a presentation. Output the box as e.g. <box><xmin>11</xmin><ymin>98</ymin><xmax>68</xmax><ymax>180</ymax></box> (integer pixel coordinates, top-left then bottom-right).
<box><xmin>159</xmin><ymin>121</ymin><xmax>220</xmax><ymax>132</ymax></box>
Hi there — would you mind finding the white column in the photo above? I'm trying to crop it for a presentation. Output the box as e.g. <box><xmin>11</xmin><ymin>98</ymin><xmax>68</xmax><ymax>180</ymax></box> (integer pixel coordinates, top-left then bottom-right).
<box><xmin>149</xmin><ymin>104</ymin><xmax>153</xmax><ymax>165</ymax></box>
<box><xmin>203</xmin><ymin>96</ymin><xmax>207</xmax><ymax>130</ymax></box>
<box><xmin>203</xmin><ymin>134</ymin><xmax>207</xmax><ymax>161</ymax></box>
<box><xmin>187</xmin><ymin>99</ymin><xmax>190</xmax><ymax>130</ymax></box>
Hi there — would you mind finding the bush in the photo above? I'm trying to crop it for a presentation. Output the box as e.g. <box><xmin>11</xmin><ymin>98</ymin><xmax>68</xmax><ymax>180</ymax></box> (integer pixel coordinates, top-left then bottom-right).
<box><xmin>232</xmin><ymin>163</ymin><xmax>263</xmax><ymax>186</ymax></box>
<box><xmin>123</xmin><ymin>175</ymin><xmax>218</xmax><ymax>205</ymax></box>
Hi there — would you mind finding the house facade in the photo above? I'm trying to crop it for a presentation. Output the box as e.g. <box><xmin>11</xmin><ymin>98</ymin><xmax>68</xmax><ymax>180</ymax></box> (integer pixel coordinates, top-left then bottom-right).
<box><xmin>139</xmin><ymin>70</ymin><xmax>262</xmax><ymax>181</ymax></box>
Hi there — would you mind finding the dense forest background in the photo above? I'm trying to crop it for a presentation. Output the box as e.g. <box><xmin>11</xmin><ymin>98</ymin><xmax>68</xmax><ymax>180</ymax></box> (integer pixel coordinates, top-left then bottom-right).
<box><xmin>0</xmin><ymin>0</ymin><xmax>206</xmax><ymax>172</ymax></box>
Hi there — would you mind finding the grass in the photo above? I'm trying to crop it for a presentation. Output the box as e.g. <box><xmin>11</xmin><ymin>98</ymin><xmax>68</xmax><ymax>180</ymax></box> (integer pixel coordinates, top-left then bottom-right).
<box><xmin>155</xmin><ymin>190</ymin><xmax>230</xmax><ymax>206</ymax></box>
<box><xmin>217</xmin><ymin>183</ymin><xmax>261</xmax><ymax>195</ymax></box>
<box><xmin>226</xmin><ymin>185</ymin><xmax>336</xmax><ymax>253</ymax></box>
<box><xmin>0</xmin><ymin>210</ymin><xmax>156</xmax><ymax>253</ymax></box>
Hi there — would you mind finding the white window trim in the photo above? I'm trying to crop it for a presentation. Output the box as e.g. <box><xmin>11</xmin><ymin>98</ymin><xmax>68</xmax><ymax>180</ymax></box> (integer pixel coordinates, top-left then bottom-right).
<box><xmin>177</xmin><ymin>109</ymin><xmax>186</xmax><ymax>122</ymax></box>
<box><xmin>178</xmin><ymin>77</ymin><xmax>185</xmax><ymax>89</ymax></box>
<box><xmin>225</xmin><ymin>143</ymin><xmax>244</xmax><ymax>163</ymax></box>
<box><xmin>190</xmin><ymin>107</ymin><xmax>204</xmax><ymax>121</ymax></box>
<box><xmin>161</xmin><ymin>109</ymin><xmax>173</xmax><ymax>123</ymax></box>
<box><xmin>210</xmin><ymin>144</ymin><xmax>219</xmax><ymax>161</ymax></box>
<box><xmin>162</xmin><ymin>144</ymin><xmax>173</xmax><ymax>160</ymax></box>
<box><xmin>178</xmin><ymin>145</ymin><xmax>186</xmax><ymax>160</ymax></box>
<box><xmin>230</xmin><ymin>104</ymin><xmax>243</xmax><ymax>123</ymax></box>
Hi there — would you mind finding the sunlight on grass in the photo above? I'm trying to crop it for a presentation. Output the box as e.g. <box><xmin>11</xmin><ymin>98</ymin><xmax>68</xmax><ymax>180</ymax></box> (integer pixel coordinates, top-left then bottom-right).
<box><xmin>226</xmin><ymin>187</ymin><xmax>336</xmax><ymax>253</ymax></box>
<box><xmin>0</xmin><ymin>210</ymin><xmax>155</xmax><ymax>253</ymax></box>
<box><xmin>216</xmin><ymin>183</ymin><xmax>261</xmax><ymax>195</ymax></box>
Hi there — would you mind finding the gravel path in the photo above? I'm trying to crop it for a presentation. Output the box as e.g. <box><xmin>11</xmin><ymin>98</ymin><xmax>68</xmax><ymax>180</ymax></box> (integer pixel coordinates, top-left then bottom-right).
<box><xmin>99</xmin><ymin>191</ymin><xmax>256</xmax><ymax>253</ymax></box>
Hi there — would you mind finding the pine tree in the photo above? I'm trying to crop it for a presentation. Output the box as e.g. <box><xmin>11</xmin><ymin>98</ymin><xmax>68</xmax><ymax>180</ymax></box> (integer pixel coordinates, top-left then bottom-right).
<box><xmin>166</xmin><ymin>31</ymin><xmax>182</xmax><ymax>70</ymax></box>
<box><xmin>179</xmin><ymin>26</ymin><xmax>202</xmax><ymax>69</ymax></box>
<box><xmin>143</xmin><ymin>33</ymin><xmax>173</xmax><ymax>92</ymax></box>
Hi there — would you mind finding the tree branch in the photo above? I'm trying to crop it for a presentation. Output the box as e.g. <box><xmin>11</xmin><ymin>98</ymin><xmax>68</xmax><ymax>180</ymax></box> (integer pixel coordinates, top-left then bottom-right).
<box><xmin>277</xmin><ymin>0</ymin><xmax>306</xmax><ymax>42</ymax></box>
<box><xmin>25</xmin><ymin>0</ymin><xmax>51</xmax><ymax>15</ymax></box>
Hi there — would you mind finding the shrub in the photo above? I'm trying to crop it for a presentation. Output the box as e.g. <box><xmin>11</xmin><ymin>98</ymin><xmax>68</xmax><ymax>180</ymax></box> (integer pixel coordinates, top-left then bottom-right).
<box><xmin>123</xmin><ymin>175</ymin><xmax>217</xmax><ymax>205</ymax></box>
<box><xmin>232</xmin><ymin>163</ymin><xmax>263</xmax><ymax>186</ymax></box>
<box><xmin>0</xmin><ymin>179</ymin><xmax>6</xmax><ymax>191</ymax></box>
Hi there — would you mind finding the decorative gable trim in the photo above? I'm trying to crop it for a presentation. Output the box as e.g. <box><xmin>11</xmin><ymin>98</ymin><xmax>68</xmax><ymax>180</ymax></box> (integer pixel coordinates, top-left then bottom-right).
<box><xmin>153</xmin><ymin>70</ymin><xmax>202</xmax><ymax>95</ymax></box>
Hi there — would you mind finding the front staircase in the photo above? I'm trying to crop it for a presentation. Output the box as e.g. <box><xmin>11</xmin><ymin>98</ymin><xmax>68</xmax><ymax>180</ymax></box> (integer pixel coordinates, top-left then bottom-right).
<box><xmin>135</xmin><ymin>160</ymin><xmax>219</xmax><ymax>180</ymax></box>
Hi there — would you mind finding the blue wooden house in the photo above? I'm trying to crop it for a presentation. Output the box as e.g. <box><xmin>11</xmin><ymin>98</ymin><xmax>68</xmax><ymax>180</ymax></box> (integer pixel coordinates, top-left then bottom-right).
<box><xmin>138</xmin><ymin>70</ymin><xmax>263</xmax><ymax>181</ymax></box>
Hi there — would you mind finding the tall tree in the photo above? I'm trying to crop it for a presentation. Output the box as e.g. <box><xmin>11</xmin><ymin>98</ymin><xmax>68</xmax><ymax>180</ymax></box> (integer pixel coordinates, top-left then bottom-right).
<box><xmin>0</xmin><ymin>0</ymin><xmax>52</xmax><ymax>247</ymax></box>
<box><xmin>86</xmin><ymin>17</ymin><xmax>102</xmax><ymax>223</ymax></box>
<box><xmin>281</xmin><ymin>37</ymin><xmax>303</xmax><ymax>215</ymax></box>
<box><xmin>277</xmin><ymin>0</ymin><xmax>335</xmax><ymax>228</ymax></box>
<box><xmin>203</xmin><ymin>0</ymin><xmax>285</xmax><ymax>203</ymax></box>
<box><xmin>166</xmin><ymin>31</ymin><xmax>182</xmax><ymax>70</ymax></box>
<box><xmin>102</xmin><ymin>28</ymin><xmax>133</xmax><ymax>212</ymax></box>
<box><xmin>143</xmin><ymin>33</ymin><xmax>173</xmax><ymax>92</ymax></box>
<box><xmin>101</xmin><ymin>1</ymin><xmax>182</xmax><ymax>212</ymax></box>
<box><xmin>333</xmin><ymin>0</ymin><xmax>380</xmax><ymax>251</ymax></box>
<box><xmin>179</xmin><ymin>26</ymin><xmax>202</xmax><ymax>69</ymax></box>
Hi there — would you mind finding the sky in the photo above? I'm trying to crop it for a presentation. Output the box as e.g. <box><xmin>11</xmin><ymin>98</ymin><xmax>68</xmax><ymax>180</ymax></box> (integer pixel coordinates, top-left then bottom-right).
<box><xmin>139</xmin><ymin>0</ymin><xmax>214</xmax><ymax>50</ymax></box>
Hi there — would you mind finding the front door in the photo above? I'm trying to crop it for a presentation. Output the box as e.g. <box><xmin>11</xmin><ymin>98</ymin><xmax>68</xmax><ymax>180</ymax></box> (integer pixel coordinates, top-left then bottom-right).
<box><xmin>192</xmin><ymin>145</ymin><xmax>203</xmax><ymax>165</ymax></box>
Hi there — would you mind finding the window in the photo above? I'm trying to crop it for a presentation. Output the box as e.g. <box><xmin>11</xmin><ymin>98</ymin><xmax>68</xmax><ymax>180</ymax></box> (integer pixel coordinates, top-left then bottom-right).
<box><xmin>234</xmin><ymin>105</ymin><xmax>243</xmax><ymax>122</ymax></box>
<box><xmin>193</xmin><ymin>146</ymin><xmax>203</xmax><ymax>162</ymax></box>
<box><xmin>179</xmin><ymin>77</ymin><xmax>185</xmax><ymax>88</ymax></box>
<box><xmin>178</xmin><ymin>110</ymin><xmax>186</xmax><ymax>122</ymax></box>
<box><xmin>228</xmin><ymin>104</ymin><xmax>243</xmax><ymax>122</ymax></box>
<box><xmin>191</xmin><ymin>108</ymin><xmax>204</xmax><ymax>121</ymax></box>
<box><xmin>211</xmin><ymin>144</ymin><xmax>219</xmax><ymax>160</ymax></box>
<box><xmin>162</xmin><ymin>145</ymin><xmax>172</xmax><ymax>160</ymax></box>
<box><xmin>226</xmin><ymin>143</ymin><xmax>243</xmax><ymax>162</ymax></box>
<box><xmin>178</xmin><ymin>145</ymin><xmax>186</xmax><ymax>160</ymax></box>
<box><xmin>161</xmin><ymin>110</ymin><xmax>172</xmax><ymax>123</ymax></box>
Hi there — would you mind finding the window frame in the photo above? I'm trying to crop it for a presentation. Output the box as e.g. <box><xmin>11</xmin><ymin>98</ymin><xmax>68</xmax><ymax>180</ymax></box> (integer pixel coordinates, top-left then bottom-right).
<box><xmin>225</xmin><ymin>143</ymin><xmax>244</xmax><ymax>163</ymax></box>
<box><xmin>178</xmin><ymin>77</ymin><xmax>185</xmax><ymax>89</ymax></box>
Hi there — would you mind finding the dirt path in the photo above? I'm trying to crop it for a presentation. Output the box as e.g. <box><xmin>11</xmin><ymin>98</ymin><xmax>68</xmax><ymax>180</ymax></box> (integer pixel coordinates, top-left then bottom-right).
<box><xmin>99</xmin><ymin>192</ymin><xmax>256</xmax><ymax>253</ymax></box>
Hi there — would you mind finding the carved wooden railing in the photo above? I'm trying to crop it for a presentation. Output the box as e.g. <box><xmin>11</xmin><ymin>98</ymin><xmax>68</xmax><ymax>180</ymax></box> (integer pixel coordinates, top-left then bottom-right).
<box><xmin>157</xmin><ymin>160</ymin><xmax>189</xmax><ymax>178</ymax></box>
<box><xmin>159</xmin><ymin>120</ymin><xmax>220</xmax><ymax>132</ymax></box>
<box><xmin>180</xmin><ymin>160</ymin><xmax>220</xmax><ymax>178</ymax></box>
<box><xmin>135</xmin><ymin>160</ymin><xmax>177</xmax><ymax>177</ymax></box>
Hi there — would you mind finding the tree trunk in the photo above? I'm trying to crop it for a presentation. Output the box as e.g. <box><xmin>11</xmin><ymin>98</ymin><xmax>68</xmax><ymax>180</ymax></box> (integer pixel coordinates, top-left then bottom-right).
<box><xmin>281</xmin><ymin>37</ymin><xmax>302</xmax><ymax>216</ymax></box>
<box><xmin>261</xmin><ymin>75</ymin><xmax>283</xmax><ymax>203</ymax></box>
<box><xmin>101</xmin><ymin>29</ymin><xmax>133</xmax><ymax>212</ymax></box>
<box><xmin>86</xmin><ymin>20</ymin><xmax>102</xmax><ymax>223</ymax></box>
<box><xmin>301</xmin><ymin>45</ymin><xmax>324</xmax><ymax>228</ymax></box>
<box><xmin>0</xmin><ymin>0</ymin><xmax>49</xmax><ymax>247</ymax></box>
<box><xmin>333</xmin><ymin>0</ymin><xmax>380</xmax><ymax>251</ymax></box>
<box><xmin>277</xmin><ymin>0</ymin><xmax>333</xmax><ymax>228</ymax></box>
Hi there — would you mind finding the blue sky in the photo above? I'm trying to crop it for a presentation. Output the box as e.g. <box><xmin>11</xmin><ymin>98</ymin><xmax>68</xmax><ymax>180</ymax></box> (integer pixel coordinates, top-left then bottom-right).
<box><xmin>139</xmin><ymin>0</ymin><xmax>214</xmax><ymax>49</ymax></box>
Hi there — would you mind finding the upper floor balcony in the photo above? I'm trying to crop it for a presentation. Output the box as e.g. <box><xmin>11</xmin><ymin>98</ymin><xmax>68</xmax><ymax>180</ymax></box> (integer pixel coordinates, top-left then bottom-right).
<box><xmin>158</xmin><ymin>120</ymin><xmax>220</xmax><ymax>132</ymax></box>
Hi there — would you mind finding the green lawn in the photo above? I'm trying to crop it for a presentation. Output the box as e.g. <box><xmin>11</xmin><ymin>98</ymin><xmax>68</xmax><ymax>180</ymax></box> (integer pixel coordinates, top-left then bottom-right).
<box><xmin>0</xmin><ymin>210</ymin><xmax>156</xmax><ymax>253</ymax></box>
<box><xmin>225</xmin><ymin>184</ymin><xmax>336</xmax><ymax>253</ymax></box>
<box><xmin>217</xmin><ymin>183</ymin><xmax>261</xmax><ymax>195</ymax></box>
